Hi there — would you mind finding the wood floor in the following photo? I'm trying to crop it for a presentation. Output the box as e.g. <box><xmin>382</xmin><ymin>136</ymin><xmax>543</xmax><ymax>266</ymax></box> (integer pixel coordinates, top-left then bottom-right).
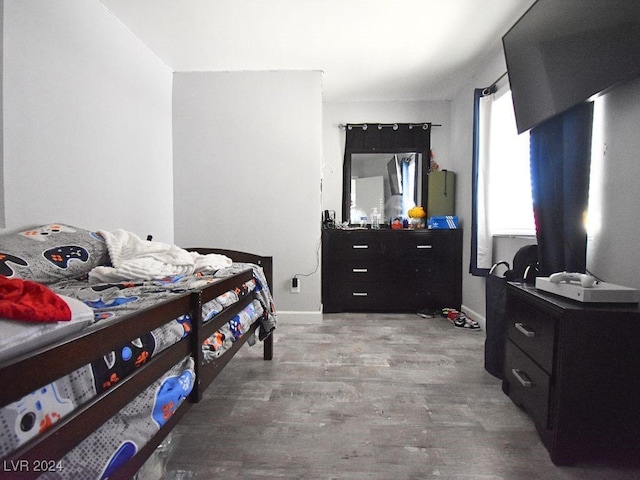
<box><xmin>162</xmin><ymin>313</ymin><xmax>638</xmax><ymax>479</ymax></box>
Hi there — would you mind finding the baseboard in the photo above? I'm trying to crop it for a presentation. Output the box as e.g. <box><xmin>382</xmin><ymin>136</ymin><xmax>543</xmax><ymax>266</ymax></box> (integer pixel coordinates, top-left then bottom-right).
<box><xmin>278</xmin><ymin>308</ymin><xmax>485</xmax><ymax>329</ymax></box>
<box><xmin>461</xmin><ymin>304</ymin><xmax>486</xmax><ymax>331</ymax></box>
<box><xmin>276</xmin><ymin>311</ymin><xmax>323</xmax><ymax>324</ymax></box>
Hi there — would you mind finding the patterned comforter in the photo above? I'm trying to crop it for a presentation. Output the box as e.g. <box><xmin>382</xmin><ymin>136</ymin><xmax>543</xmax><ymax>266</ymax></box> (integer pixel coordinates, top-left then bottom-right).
<box><xmin>0</xmin><ymin>263</ymin><xmax>276</xmax><ymax>479</ymax></box>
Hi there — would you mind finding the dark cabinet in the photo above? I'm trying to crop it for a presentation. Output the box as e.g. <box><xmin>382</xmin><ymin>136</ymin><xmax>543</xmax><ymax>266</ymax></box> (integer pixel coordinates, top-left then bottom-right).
<box><xmin>321</xmin><ymin>229</ymin><xmax>462</xmax><ymax>313</ymax></box>
<box><xmin>503</xmin><ymin>283</ymin><xmax>640</xmax><ymax>465</ymax></box>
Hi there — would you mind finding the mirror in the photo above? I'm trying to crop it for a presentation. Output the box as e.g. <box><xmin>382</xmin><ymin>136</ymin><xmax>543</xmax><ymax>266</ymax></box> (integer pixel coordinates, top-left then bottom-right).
<box><xmin>343</xmin><ymin>151</ymin><xmax>426</xmax><ymax>225</ymax></box>
<box><xmin>341</xmin><ymin>122</ymin><xmax>432</xmax><ymax>226</ymax></box>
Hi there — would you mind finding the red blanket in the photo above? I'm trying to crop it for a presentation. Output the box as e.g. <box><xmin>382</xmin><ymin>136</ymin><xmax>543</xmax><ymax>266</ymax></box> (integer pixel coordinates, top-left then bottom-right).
<box><xmin>0</xmin><ymin>276</ymin><xmax>71</xmax><ymax>322</ymax></box>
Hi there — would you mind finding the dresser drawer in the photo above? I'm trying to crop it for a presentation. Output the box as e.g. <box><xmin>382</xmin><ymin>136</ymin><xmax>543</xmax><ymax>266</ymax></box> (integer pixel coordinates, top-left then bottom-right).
<box><xmin>507</xmin><ymin>295</ymin><xmax>556</xmax><ymax>373</ymax></box>
<box><xmin>328</xmin><ymin>281</ymin><xmax>391</xmax><ymax>311</ymax></box>
<box><xmin>504</xmin><ymin>339</ymin><xmax>551</xmax><ymax>431</ymax></box>
<box><xmin>323</xmin><ymin>231</ymin><xmax>383</xmax><ymax>257</ymax></box>
<box><xmin>390</xmin><ymin>232</ymin><xmax>453</xmax><ymax>259</ymax></box>
<box><xmin>329</xmin><ymin>260</ymin><xmax>390</xmax><ymax>281</ymax></box>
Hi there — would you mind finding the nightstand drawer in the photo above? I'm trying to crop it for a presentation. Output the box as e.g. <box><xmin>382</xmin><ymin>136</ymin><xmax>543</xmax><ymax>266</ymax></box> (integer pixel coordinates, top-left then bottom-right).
<box><xmin>505</xmin><ymin>339</ymin><xmax>550</xmax><ymax>432</ymax></box>
<box><xmin>507</xmin><ymin>295</ymin><xmax>556</xmax><ymax>373</ymax></box>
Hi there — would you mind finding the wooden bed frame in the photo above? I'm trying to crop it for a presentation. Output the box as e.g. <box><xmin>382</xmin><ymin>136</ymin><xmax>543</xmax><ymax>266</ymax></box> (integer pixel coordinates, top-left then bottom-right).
<box><xmin>0</xmin><ymin>248</ymin><xmax>274</xmax><ymax>479</ymax></box>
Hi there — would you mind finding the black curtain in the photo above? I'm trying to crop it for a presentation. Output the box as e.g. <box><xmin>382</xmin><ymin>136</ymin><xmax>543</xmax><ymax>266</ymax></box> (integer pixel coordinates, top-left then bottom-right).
<box><xmin>529</xmin><ymin>102</ymin><xmax>594</xmax><ymax>276</ymax></box>
<box><xmin>343</xmin><ymin>123</ymin><xmax>431</xmax><ymax>151</ymax></box>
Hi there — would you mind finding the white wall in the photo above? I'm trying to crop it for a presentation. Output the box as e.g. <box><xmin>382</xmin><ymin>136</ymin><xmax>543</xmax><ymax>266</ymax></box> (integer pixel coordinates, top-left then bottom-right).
<box><xmin>3</xmin><ymin>0</ymin><xmax>174</xmax><ymax>241</ymax></box>
<box><xmin>587</xmin><ymin>76</ymin><xmax>640</xmax><ymax>290</ymax></box>
<box><xmin>322</xmin><ymin>101</ymin><xmax>452</xmax><ymax>221</ymax></box>
<box><xmin>172</xmin><ymin>71</ymin><xmax>323</xmax><ymax>315</ymax></box>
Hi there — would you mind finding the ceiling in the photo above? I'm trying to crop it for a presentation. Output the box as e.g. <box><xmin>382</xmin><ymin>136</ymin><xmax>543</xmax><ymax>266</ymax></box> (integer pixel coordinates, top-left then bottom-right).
<box><xmin>100</xmin><ymin>0</ymin><xmax>535</xmax><ymax>102</ymax></box>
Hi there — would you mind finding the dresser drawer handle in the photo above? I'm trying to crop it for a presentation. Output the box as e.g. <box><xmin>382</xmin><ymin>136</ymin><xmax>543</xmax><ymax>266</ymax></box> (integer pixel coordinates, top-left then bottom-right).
<box><xmin>352</xmin><ymin>292</ymin><xmax>368</xmax><ymax>297</ymax></box>
<box><xmin>515</xmin><ymin>322</ymin><xmax>536</xmax><ymax>338</ymax></box>
<box><xmin>416</xmin><ymin>245</ymin><xmax>433</xmax><ymax>249</ymax></box>
<box><xmin>511</xmin><ymin>368</ymin><xmax>533</xmax><ymax>387</ymax></box>
<box><xmin>352</xmin><ymin>268</ymin><xmax>368</xmax><ymax>273</ymax></box>
<box><xmin>352</xmin><ymin>244</ymin><xmax>369</xmax><ymax>249</ymax></box>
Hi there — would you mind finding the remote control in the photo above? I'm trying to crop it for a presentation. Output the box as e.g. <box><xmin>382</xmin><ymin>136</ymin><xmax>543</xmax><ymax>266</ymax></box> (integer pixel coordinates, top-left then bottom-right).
<box><xmin>548</xmin><ymin>271</ymin><xmax>596</xmax><ymax>288</ymax></box>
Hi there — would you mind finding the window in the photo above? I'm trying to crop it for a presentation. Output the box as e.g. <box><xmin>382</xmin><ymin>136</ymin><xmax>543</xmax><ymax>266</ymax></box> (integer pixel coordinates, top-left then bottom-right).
<box><xmin>471</xmin><ymin>83</ymin><xmax>534</xmax><ymax>275</ymax></box>
<box><xmin>486</xmin><ymin>90</ymin><xmax>535</xmax><ymax>235</ymax></box>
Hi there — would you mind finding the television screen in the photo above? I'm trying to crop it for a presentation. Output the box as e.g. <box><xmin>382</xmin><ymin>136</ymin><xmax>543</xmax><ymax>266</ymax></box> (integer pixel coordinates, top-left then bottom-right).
<box><xmin>503</xmin><ymin>0</ymin><xmax>640</xmax><ymax>133</ymax></box>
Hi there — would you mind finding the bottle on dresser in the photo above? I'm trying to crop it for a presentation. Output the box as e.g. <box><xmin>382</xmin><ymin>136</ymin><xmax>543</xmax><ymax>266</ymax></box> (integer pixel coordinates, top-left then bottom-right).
<box><xmin>371</xmin><ymin>208</ymin><xmax>380</xmax><ymax>229</ymax></box>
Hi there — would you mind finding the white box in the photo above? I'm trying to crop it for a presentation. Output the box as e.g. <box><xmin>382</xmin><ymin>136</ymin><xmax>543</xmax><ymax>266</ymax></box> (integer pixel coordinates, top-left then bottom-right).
<box><xmin>535</xmin><ymin>277</ymin><xmax>640</xmax><ymax>303</ymax></box>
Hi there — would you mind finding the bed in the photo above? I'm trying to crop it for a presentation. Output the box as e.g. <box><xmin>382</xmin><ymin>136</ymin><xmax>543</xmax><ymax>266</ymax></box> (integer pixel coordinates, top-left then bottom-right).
<box><xmin>0</xmin><ymin>224</ymin><xmax>276</xmax><ymax>479</ymax></box>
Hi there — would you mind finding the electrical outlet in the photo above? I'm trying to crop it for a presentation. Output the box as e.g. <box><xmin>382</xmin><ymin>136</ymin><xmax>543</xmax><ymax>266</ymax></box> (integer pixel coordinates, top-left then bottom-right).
<box><xmin>291</xmin><ymin>277</ymin><xmax>300</xmax><ymax>293</ymax></box>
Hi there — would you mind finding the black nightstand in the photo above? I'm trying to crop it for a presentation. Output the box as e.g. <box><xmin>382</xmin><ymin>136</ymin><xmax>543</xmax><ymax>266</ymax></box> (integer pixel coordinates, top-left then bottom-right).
<box><xmin>503</xmin><ymin>283</ymin><xmax>640</xmax><ymax>465</ymax></box>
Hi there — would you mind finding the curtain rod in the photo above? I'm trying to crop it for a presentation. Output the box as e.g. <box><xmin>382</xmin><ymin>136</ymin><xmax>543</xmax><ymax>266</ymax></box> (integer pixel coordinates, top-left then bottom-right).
<box><xmin>491</xmin><ymin>71</ymin><xmax>508</xmax><ymax>88</ymax></box>
<box><xmin>338</xmin><ymin>122</ymin><xmax>441</xmax><ymax>130</ymax></box>
<box><xmin>483</xmin><ymin>71</ymin><xmax>508</xmax><ymax>95</ymax></box>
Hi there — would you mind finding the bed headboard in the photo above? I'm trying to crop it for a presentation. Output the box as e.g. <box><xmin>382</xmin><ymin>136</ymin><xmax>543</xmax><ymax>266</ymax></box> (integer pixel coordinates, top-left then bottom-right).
<box><xmin>185</xmin><ymin>248</ymin><xmax>273</xmax><ymax>292</ymax></box>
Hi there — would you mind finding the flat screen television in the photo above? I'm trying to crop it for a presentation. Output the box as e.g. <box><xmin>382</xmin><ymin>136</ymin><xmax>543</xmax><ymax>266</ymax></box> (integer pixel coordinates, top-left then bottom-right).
<box><xmin>503</xmin><ymin>0</ymin><xmax>640</xmax><ymax>133</ymax></box>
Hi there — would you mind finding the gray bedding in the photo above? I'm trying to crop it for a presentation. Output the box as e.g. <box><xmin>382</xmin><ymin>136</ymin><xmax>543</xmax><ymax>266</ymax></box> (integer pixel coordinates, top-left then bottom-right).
<box><xmin>0</xmin><ymin>223</ymin><xmax>276</xmax><ymax>479</ymax></box>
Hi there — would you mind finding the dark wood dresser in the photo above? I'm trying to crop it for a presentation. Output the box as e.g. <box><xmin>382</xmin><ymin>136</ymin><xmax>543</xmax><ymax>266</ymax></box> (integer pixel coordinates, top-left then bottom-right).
<box><xmin>503</xmin><ymin>283</ymin><xmax>640</xmax><ymax>465</ymax></box>
<box><xmin>321</xmin><ymin>228</ymin><xmax>462</xmax><ymax>313</ymax></box>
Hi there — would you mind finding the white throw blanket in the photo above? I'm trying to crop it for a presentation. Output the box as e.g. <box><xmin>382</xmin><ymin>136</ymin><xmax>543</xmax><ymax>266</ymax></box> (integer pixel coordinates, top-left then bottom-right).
<box><xmin>88</xmin><ymin>229</ymin><xmax>232</xmax><ymax>282</ymax></box>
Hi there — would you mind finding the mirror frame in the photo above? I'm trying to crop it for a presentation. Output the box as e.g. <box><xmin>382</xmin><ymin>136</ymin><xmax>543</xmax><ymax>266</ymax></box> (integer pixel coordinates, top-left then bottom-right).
<box><xmin>342</xmin><ymin>147</ymin><xmax>429</xmax><ymax>226</ymax></box>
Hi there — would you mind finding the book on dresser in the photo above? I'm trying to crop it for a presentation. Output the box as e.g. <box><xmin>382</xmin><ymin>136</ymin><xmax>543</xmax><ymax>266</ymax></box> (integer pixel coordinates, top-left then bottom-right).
<box><xmin>321</xmin><ymin>228</ymin><xmax>462</xmax><ymax>313</ymax></box>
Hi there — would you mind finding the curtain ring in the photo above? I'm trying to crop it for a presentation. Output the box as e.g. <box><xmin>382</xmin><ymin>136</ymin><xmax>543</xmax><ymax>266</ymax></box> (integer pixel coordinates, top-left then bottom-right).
<box><xmin>409</xmin><ymin>124</ymin><xmax>413</xmax><ymax>130</ymax></box>
<box><xmin>422</xmin><ymin>124</ymin><xmax>428</xmax><ymax>130</ymax></box>
<box><xmin>393</xmin><ymin>124</ymin><xmax>398</xmax><ymax>130</ymax></box>
<box><xmin>347</xmin><ymin>125</ymin><xmax>352</xmax><ymax>130</ymax></box>
<box><xmin>362</xmin><ymin>124</ymin><xmax>368</xmax><ymax>130</ymax></box>
<box><xmin>377</xmin><ymin>124</ymin><xmax>383</xmax><ymax>130</ymax></box>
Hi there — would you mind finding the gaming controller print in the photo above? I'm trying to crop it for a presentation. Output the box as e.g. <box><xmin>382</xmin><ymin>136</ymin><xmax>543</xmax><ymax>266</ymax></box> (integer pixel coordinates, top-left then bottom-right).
<box><xmin>0</xmin><ymin>252</ymin><xmax>28</xmax><ymax>277</ymax></box>
<box><xmin>0</xmin><ymin>245</ymin><xmax>91</xmax><ymax>277</ymax></box>
<box><xmin>43</xmin><ymin>245</ymin><xmax>90</xmax><ymax>269</ymax></box>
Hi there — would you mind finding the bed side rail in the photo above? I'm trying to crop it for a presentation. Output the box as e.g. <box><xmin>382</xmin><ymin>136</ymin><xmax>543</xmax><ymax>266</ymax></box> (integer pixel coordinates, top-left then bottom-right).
<box><xmin>0</xmin><ymin>293</ymin><xmax>191</xmax><ymax>408</ymax></box>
